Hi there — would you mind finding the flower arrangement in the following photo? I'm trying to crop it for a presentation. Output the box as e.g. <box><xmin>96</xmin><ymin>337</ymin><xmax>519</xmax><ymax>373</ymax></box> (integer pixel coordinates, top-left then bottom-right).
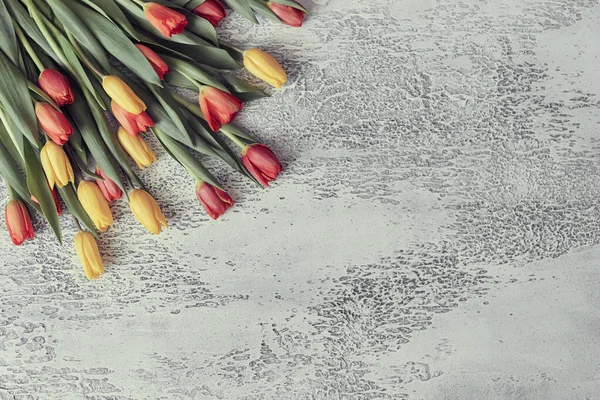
<box><xmin>0</xmin><ymin>0</ymin><xmax>308</xmax><ymax>279</ymax></box>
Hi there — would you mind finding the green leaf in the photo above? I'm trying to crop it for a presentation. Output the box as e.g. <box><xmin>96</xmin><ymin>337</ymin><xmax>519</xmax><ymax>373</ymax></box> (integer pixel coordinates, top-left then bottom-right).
<box><xmin>164</xmin><ymin>69</ymin><xmax>198</xmax><ymax>90</ymax></box>
<box><xmin>53</xmin><ymin>28</ymin><xmax>105</xmax><ymax>109</ymax></box>
<box><xmin>248</xmin><ymin>0</ymin><xmax>280</xmax><ymax>22</ymax></box>
<box><xmin>28</xmin><ymin>82</ymin><xmax>59</xmax><ymax>109</ymax></box>
<box><xmin>222</xmin><ymin>0</ymin><xmax>258</xmax><ymax>23</ymax></box>
<box><xmin>81</xmin><ymin>0</ymin><xmax>139</xmax><ymax>39</ymax></box>
<box><xmin>23</xmin><ymin>140</ymin><xmax>62</xmax><ymax>243</ymax></box>
<box><xmin>0</xmin><ymin>127</ymin><xmax>37</xmax><ymax>209</ymax></box>
<box><xmin>46</xmin><ymin>0</ymin><xmax>111</xmax><ymax>72</ymax></box>
<box><xmin>153</xmin><ymin>127</ymin><xmax>222</xmax><ymax>188</ymax></box>
<box><xmin>57</xmin><ymin>184</ymin><xmax>98</xmax><ymax>237</ymax></box>
<box><xmin>273</xmin><ymin>0</ymin><xmax>308</xmax><ymax>13</ymax></box>
<box><xmin>0</xmin><ymin>0</ymin><xmax>19</xmax><ymax>64</ymax></box>
<box><xmin>147</xmin><ymin>84</ymin><xmax>195</xmax><ymax>147</ymax></box>
<box><xmin>161</xmin><ymin>55</ymin><xmax>229</xmax><ymax>91</ymax></box>
<box><xmin>0</xmin><ymin>51</ymin><xmax>39</xmax><ymax>148</ymax></box>
<box><xmin>68</xmin><ymin>0</ymin><xmax>162</xmax><ymax>86</ymax></box>
<box><xmin>5</xmin><ymin>0</ymin><xmax>59</xmax><ymax>62</ymax></box>
<box><xmin>220</xmin><ymin>73</ymin><xmax>268</xmax><ymax>100</ymax></box>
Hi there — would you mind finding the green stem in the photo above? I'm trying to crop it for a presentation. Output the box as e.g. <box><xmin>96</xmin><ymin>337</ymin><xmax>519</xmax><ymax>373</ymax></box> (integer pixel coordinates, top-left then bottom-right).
<box><xmin>24</xmin><ymin>0</ymin><xmax>70</xmax><ymax>69</ymax></box>
<box><xmin>130</xmin><ymin>0</ymin><xmax>146</xmax><ymax>7</ymax></box>
<box><xmin>66</xmin><ymin>32</ymin><xmax>104</xmax><ymax>78</ymax></box>
<box><xmin>221</xmin><ymin>129</ymin><xmax>246</xmax><ymax>149</ymax></box>
<box><xmin>178</xmin><ymin>70</ymin><xmax>203</xmax><ymax>90</ymax></box>
<box><xmin>6</xmin><ymin>183</ymin><xmax>16</xmax><ymax>200</ymax></box>
<box><xmin>72</xmin><ymin>215</ymin><xmax>82</xmax><ymax>231</ymax></box>
<box><xmin>14</xmin><ymin>24</ymin><xmax>45</xmax><ymax>73</ymax></box>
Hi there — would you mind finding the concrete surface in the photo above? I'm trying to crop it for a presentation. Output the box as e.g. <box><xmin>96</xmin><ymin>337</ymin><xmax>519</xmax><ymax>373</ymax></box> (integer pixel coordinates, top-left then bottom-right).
<box><xmin>1</xmin><ymin>0</ymin><xmax>600</xmax><ymax>398</ymax></box>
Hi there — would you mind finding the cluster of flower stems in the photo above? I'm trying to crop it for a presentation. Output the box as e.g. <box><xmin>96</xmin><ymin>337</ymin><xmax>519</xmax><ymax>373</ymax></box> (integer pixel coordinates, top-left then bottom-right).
<box><xmin>1</xmin><ymin>0</ymin><xmax>307</xmax><ymax>279</ymax></box>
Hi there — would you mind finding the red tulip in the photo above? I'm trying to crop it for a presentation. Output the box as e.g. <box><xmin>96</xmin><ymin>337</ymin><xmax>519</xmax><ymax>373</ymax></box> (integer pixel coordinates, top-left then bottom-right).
<box><xmin>38</xmin><ymin>69</ymin><xmax>74</xmax><ymax>106</ymax></box>
<box><xmin>196</xmin><ymin>182</ymin><xmax>233</xmax><ymax>219</ymax></box>
<box><xmin>135</xmin><ymin>44</ymin><xmax>170</xmax><ymax>80</ymax></box>
<box><xmin>31</xmin><ymin>188</ymin><xmax>63</xmax><ymax>216</ymax></box>
<box><xmin>35</xmin><ymin>103</ymin><xmax>74</xmax><ymax>145</ymax></box>
<box><xmin>193</xmin><ymin>0</ymin><xmax>226</xmax><ymax>27</ymax></box>
<box><xmin>95</xmin><ymin>167</ymin><xmax>123</xmax><ymax>202</ymax></box>
<box><xmin>111</xmin><ymin>101</ymin><xmax>154</xmax><ymax>136</ymax></box>
<box><xmin>144</xmin><ymin>3</ymin><xmax>188</xmax><ymax>38</ymax></box>
<box><xmin>4</xmin><ymin>199</ymin><xmax>34</xmax><ymax>246</ymax></box>
<box><xmin>199</xmin><ymin>87</ymin><xmax>242</xmax><ymax>132</ymax></box>
<box><xmin>268</xmin><ymin>1</ymin><xmax>305</xmax><ymax>27</ymax></box>
<box><xmin>242</xmin><ymin>144</ymin><xmax>282</xmax><ymax>186</ymax></box>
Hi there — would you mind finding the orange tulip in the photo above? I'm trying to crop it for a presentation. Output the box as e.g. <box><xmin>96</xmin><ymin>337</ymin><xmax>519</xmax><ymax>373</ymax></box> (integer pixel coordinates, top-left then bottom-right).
<box><xmin>35</xmin><ymin>103</ymin><xmax>74</xmax><ymax>145</ymax></box>
<box><xmin>268</xmin><ymin>1</ymin><xmax>305</xmax><ymax>27</ymax></box>
<box><xmin>95</xmin><ymin>168</ymin><xmax>123</xmax><ymax>202</ymax></box>
<box><xmin>4</xmin><ymin>199</ymin><xmax>34</xmax><ymax>246</ymax></box>
<box><xmin>242</xmin><ymin>144</ymin><xmax>282</xmax><ymax>186</ymax></box>
<box><xmin>144</xmin><ymin>3</ymin><xmax>188</xmax><ymax>38</ymax></box>
<box><xmin>38</xmin><ymin>69</ymin><xmax>74</xmax><ymax>106</ymax></box>
<box><xmin>111</xmin><ymin>101</ymin><xmax>154</xmax><ymax>136</ymax></box>
<box><xmin>199</xmin><ymin>87</ymin><xmax>242</xmax><ymax>132</ymax></box>
<box><xmin>193</xmin><ymin>0</ymin><xmax>226</xmax><ymax>27</ymax></box>
<box><xmin>196</xmin><ymin>182</ymin><xmax>233</xmax><ymax>220</ymax></box>
<box><xmin>135</xmin><ymin>44</ymin><xmax>170</xmax><ymax>80</ymax></box>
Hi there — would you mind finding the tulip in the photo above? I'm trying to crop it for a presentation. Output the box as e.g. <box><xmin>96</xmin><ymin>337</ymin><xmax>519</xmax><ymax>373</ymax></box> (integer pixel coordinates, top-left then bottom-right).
<box><xmin>144</xmin><ymin>2</ymin><xmax>188</xmax><ymax>38</ymax></box>
<box><xmin>129</xmin><ymin>189</ymin><xmax>167</xmax><ymax>234</ymax></box>
<box><xmin>35</xmin><ymin>103</ymin><xmax>74</xmax><ymax>145</ymax></box>
<box><xmin>31</xmin><ymin>187</ymin><xmax>62</xmax><ymax>216</ymax></box>
<box><xmin>196</xmin><ymin>182</ymin><xmax>233</xmax><ymax>220</ymax></box>
<box><xmin>111</xmin><ymin>101</ymin><xmax>154</xmax><ymax>137</ymax></box>
<box><xmin>193</xmin><ymin>0</ymin><xmax>226</xmax><ymax>27</ymax></box>
<box><xmin>117</xmin><ymin>127</ymin><xmax>156</xmax><ymax>169</ymax></box>
<box><xmin>38</xmin><ymin>69</ymin><xmax>74</xmax><ymax>106</ymax></box>
<box><xmin>40</xmin><ymin>141</ymin><xmax>75</xmax><ymax>189</ymax></box>
<box><xmin>268</xmin><ymin>1</ymin><xmax>305</xmax><ymax>27</ymax></box>
<box><xmin>135</xmin><ymin>44</ymin><xmax>170</xmax><ymax>80</ymax></box>
<box><xmin>242</xmin><ymin>144</ymin><xmax>282</xmax><ymax>186</ymax></box>
<box><xmin>77</xmin><ymin>181</ymin><xmax>113</xmax><ymax>232</ymax></box>
<box><xmin>199</xmin><ymin>87</ymin><xmax>242</xmax><ymax>132</ymax></box>
<box><xmin>95</xmin><ymin>167</ymin><xmax>123</xmax><ymax>202</ymax></box>
<box><xmin>4</xmin><ymin>199</ymin><xmax>34</xmax><ymax>246</ymax></box>
<box><xmin>243</xmin><ymin>48</ymin><xmax>287</xmax><ymax>88</ymax></box>
<box><xmin>102</xmin><ymin>75</ymin><xmax>146</xmax><ymax>115</ymax></box>
<box><xmin>74</xmin><ymin>231</ymin><xmax>104</xmax><ymax>280</ymax></box>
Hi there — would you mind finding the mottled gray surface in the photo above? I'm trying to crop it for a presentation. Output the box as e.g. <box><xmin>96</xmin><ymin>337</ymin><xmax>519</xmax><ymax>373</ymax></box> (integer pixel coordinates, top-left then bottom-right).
<box><xmin>1</xmin><ymin>0</ymin><xmax>600</xmax><ymax>398</ymax></box>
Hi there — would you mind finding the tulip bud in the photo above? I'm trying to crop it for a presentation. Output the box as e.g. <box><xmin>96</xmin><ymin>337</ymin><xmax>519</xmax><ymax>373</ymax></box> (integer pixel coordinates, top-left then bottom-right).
<box><xmin>129</xmin><ymin>189</ymin><xmax>167</xmax><ymax>234</ymax></box>
<box><xmin>199</xmin><ymin>87</ymin><xmax>242</xmax><ymax>132</ymax></box>
<box><xmin>111</xmin><ymin>101</ymin><xmax>154</xmax><ymax>137</ymax></box>
<box><xmin>268</xmin><ymin>1</ymin><xmax>305</xmax><ymax>27</ymax></box>
<box><xmin>193</xmin><ymin>0</ymin><xmax>226</xmax><ymax>27</ymax></box>
<box><xmin>102</xmin><ymin>75</ymin><xmax>147</xmax><ymax>115</ymax></box>
<box><xmin>4</xmin><ymin>199</ymin><xmax>34</xmax><ymax>246</ymax></box>
<box><xmin>243</xmin><ymin>48</ymin><xmax>287</xmax><ymax>88</ymax></box>
<box><xmin>74</xmin><ymin>231</ymin><xmax>104</xmax><ymax>280</ymax></box>
<box><xmin>135</xmin><ymin>44</ymin><xmax>170</xmax><ymax>80</ymax></box>
<box><xmin>242</xmin><ymin>144</ymin><xmax>282</xmax><ymax>186</ymax></box>
<box><xmin>196</xmin><ymin>182</ymin><xmax>233</xmax><ymax>220</ymax></box>
<box><xmin>38</xmin><ymin>69</ymin><xmax>74</xmax><ymax>106</ymax></box>
<box><xmin>144</xmin><ymin>2</ymin><xmax>188</xmax><ymax>38</ymax></box>
<box><xmin>40</xmin><ymin>141</ymin><xmax>75</xmax><ymax>189</ymax></box>
<box><xmin>35</xmin><ymin>103</ymin><xmax>74</xmax><ymax>145</ymax></box>
<box><xmin>77</xmin><ymin>181</ymin><xmax>114</xmax><ymax>232</ymax></box>
<box><xmin>95</xmin><ymin>168</ymin><xmax>123</xmax><ymax>202</ymax></box>
<box><xmin>117</xmin><ymin>127</ymin><xmax>156</xmax><ymax>169</ymax></box>
<box><xmin>31</xmin><ymin>187</ymin><xmax>62</xmax><ymax>216</ymax></box>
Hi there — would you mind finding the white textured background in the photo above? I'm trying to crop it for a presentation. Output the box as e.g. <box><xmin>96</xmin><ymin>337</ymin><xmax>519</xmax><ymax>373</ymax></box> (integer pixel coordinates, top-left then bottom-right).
<box><xmin>1</xmin><ymin>0</ymin><xmax>600</xmax><ymax>399</ymax></box>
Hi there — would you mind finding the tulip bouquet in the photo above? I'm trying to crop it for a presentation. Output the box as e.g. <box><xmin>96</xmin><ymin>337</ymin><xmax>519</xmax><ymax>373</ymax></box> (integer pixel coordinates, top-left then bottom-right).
<box><xmin>0</xmin><ymin>0</ymin><xmax>307</xmax><ymax>279</ymax></box>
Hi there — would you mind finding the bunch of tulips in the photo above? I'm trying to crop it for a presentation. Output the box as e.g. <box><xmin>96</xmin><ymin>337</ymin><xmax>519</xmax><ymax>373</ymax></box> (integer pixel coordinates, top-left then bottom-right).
<box><xmin>0</xmin><ymin>0</ymin><xmax>307</xmax><ymax>279</ymax></box>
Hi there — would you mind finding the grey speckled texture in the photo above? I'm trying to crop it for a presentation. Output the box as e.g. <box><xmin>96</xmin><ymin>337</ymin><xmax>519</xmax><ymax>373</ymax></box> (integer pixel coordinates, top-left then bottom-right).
<box><xmin>1</xmin><ymin>0</ymin><xmax>600</xmax><ymax>398</ymax></box>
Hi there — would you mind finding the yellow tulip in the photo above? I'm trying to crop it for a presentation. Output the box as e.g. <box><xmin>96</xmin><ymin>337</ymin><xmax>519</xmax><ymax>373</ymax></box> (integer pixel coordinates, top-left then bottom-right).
<box><xmin>117</xmin><ymin>127</ymin><xmax>156</xmax><ymax>169</ymax></box>
<box><xmin>74</xmin><ymin>231</ymin><xmax>104</xmax><ymax>280</ymax></box>
<box><xmin>40</xmin><ymin>141</ymin><xmax>74</xmax><ymax>188</ymax></box>
<box><xmin>129</xmin><ymin>189</ymin><xmax>167</xmax><ymax>234</ymax></box>
<box><xmin>77</xmin><ymin>181</ymin><xmax>113</xmax><ymax>232</ymax></box>
<box><xmin>102</xmin><ymin>75</ymin><xmax>146</xmax><ymax>114</ymax></box>
<box><xmin>243</xmin><ymin>48</ymin><xmax>287</xmax><ymax>88</ymax></box>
